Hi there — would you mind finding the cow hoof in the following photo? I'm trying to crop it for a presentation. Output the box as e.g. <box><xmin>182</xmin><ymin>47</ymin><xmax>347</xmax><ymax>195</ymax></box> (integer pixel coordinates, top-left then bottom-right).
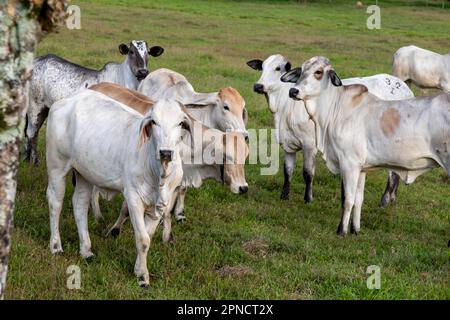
<box><xmin>175</xmin><ymin>212</ymin><xmax>186</xmax><ymax>223</ymax></box>
<box><xmin>82</xmin><ymin>251</ymin><xmax>95</xmax><ymax>262</ymax></box>
<box><xmin>350</xmin><ymin>226</ymin><xmax>359</xmax><ymax>235</ymax></box>
<box><xmin>84</xmin><ymin>254</ymin><xmax>95</xmax><ymax>263</ymax></box>
<box><xmin>304</xmin><ymin>196</ymin><xmax>313</xmax><ymax>204</ymax></box>
<box><xmin>139</xmin><ymin>283</ymin><xmax>150</xmax><ymax>289</ymax></box>
<box><xmin>138</xmin><ymin>275</ymin><xmax>149</xmax><ymax>289</ymax></box>
<box><xmin>51</xmin><ymin>250</ymin><xmax>64</xmax><ymax>256</ymax></box>
<box><xmin>280</xmin><ymin>191</ymin><xmax>289</xmax><ymax>200</ymax></box>
<box><xmin>168</xmin><ymin>234</ymin><xmax>175</xmax><ymax>246</ymax></box>
<box><xmin>336</xmin><ymin>223</ymin><xmax>347</xmax><ymax>237</ymax></box>
<box><xmin>108</xmin><ymin>227</ymin><xmax>121</xmax><ymax>238</ymax></box>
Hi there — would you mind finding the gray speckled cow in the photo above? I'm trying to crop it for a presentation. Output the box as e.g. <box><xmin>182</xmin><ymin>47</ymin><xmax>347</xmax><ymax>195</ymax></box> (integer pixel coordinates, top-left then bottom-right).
<box><xmin>24</xmin><ymin>40</ymin><xmax>164</xmax><ymax>165</ymax></box>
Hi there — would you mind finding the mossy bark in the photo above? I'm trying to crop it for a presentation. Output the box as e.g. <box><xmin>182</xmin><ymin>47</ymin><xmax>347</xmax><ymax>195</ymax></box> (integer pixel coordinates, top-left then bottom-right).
<box><xmin>0</xmin><ymin>0</ymin><xmax>67</xmax><ymax>300</ymax></box>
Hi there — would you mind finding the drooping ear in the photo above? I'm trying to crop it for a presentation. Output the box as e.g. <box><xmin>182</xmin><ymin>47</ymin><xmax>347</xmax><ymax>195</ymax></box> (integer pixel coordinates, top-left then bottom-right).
<box><xmin>284</xmin><ymin>62</ymin><xmax>292</xmax><ymax>72</ymax></box>
<box><xmin>138</xmin><ymin>116</ymin><xmax>153</xmax><ymax>147</ymax></box>
<box><xmin>184</xmin><ymin>91</ymin><xmax>218</xmax><ymax>107</ymax></box>
<box><xmin>177</xmin><ymin>101</ymin><xmax>195</xmax><ymax>149</ymax></box>
<box><xmin>246</xmin><ymin>59</ymin><xmax>263</xmax><ymax>71</ymax></box>
<box><xmin>243</xmin><ymin>107</ymin><xmax>248</xmax><ymax>126</ymax></box>
<box><xmin>118</xmin><ymin>43</ymin><xmax>129</xmax><ymax>55</ymax></box>
<box><xmin>328</xmin><ymin>70</ymin><xmax>342</xmax><ymax>86</ymax></box>
<box><xmin>280</xmin><ymin>67</ymin><xmax>302</xmax><ymax>83</ymax></box>
<box><xmin>149</xmin><ymin>46</ymin><xmax>164</xmax><ymax>57</ymax></box>
<box><xmin>181</xmin><ymin>115</ymin><xmax>196</xmax><ymax>150</ymax></box>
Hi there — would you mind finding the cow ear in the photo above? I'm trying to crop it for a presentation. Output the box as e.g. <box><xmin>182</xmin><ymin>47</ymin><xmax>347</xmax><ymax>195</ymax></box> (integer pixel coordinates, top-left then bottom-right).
<box><xmin>246</xmin><ymin>59</ymin><xmax>263</xmax><ymax>71</ymax></box>
<box><xmin>280</xmin><ymin>67</ymin><xmax>302</xmax><ymax>83</ymax></box>
<box><xmin>119</xmin><ymin>44</ymin><xmax>129</xmax><ymax>55</ymax></box>
<box><xmin>138</xmin><ymin>116</ymin><xmax>153</xmax><ymax>147</ymax></box>
<box><xmin>149</xmin><ymin>46</ymin><xmax>164</xmax><ymax>57</ymax></box>
<box><xmin>328</xmin><ymin>70</ymin><xmax>342</xmax><ymax>86</ymax></box>
<box><xmin>285</xmin><ymin>62</ymin><xmax>291</xmax><ymax>72</ymax></box>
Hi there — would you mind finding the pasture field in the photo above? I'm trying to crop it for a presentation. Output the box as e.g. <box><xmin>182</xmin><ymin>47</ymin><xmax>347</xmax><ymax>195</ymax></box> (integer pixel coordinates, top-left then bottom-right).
<box><xmin>7</xmin><ymin>0</ymin><xmax>449</xmax><ymax>299</ymax></box>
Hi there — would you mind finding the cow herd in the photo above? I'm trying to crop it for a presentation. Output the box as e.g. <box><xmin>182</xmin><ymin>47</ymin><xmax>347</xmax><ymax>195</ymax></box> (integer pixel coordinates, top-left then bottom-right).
<box><xmin>24</xmin><ymin>40</ymin><xmax>449</xmax><ymax>287</ymax></box>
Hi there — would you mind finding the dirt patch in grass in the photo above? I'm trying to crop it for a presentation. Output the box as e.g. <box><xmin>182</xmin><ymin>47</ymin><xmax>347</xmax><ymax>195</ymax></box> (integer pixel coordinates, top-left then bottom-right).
<box><xmin>216</xmin><ymin>265</ymin><xmax>253</xmax><ymax>278</ymax></box>
<box><xmin>242</xmin><ymin>237</ymin><xmax>269</xmax><ymax>258</ymax></box>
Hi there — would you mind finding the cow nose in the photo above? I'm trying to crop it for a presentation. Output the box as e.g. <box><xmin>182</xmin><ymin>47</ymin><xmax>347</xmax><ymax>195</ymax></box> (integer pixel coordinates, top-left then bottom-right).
<box><xmin>136</xmin><ymin>69</ymin><xmax>148</xmax><ymax>79</ymax></box>
<box><xmin>253</xmin><ymin>83</ymin><xmax>264</xmax><ymax>94</ymax></box>
<box><xmin>239</xmin><ymin>186</ymin><xmax>248</xmax><ymax>194</ymax></box>
<box><xmin>289</xmin><ymin>88</ymin><xmax>299</xmax><ymax>99</ymax></box>
<box><xmin>159</xmin><ymin>149</ymin><xmax>173</xmax><ymax>161</ymax></box>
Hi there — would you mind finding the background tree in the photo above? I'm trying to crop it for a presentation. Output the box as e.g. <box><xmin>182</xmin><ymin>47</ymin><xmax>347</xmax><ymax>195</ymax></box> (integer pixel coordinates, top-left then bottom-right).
<box><xmin>0</xmin><ymin>0</ymin><xmax>68</xmax><ymax>299</ymax></box>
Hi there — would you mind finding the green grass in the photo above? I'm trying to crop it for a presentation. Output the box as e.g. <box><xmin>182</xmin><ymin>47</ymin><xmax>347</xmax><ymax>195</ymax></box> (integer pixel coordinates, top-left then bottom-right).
<box><xmin>7</xmin><ymin>0</ymin><xmax>450</xmax><ymax>299</ymax></box>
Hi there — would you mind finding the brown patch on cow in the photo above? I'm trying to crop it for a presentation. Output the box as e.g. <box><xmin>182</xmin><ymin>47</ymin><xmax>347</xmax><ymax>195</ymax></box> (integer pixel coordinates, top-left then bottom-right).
<box><xmin>380</xmin><ymin>108</ymin><xmax>401</xmax><ymax>136</ymax></box>
<box><xmin>89</xmin><ymin>82</ymin><xmax>154</xmax><ymax>115</ymax></box>
<box><xmin>218</xmin><ymin>87</ymin><xmax>245</xmax><ymax>117</ymax></box>
<box><xmin>243</xmin><ymin>237</ymin><xmax>269</xmax><ymax>257</ymax></box>
<box><xmin>216</xmin><ymin>265</ymin><xmax>253</xmax><ymax>278</ymax></box>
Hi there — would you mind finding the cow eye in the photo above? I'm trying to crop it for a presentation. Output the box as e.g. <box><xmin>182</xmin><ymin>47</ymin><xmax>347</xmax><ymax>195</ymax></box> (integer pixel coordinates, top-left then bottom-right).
<box><xmin>130</xmin><ymin>50</ymin><xmax>135</xmax><ymax>55</ymax></box>
<box><xmin>315</xmin><ymin>70</ymin><xmax>323</xmax><ymax>75</ymax></box>
<box><xmin>150</xmin><ymin>119</ymin><xmax>156</xmax><ymax>125</ymax></box>
<box><xmin>275</xmin><ymin>67</ymin><xmax>281</xmax><ymax>71</ymax></box>
<box><xmin>224</xmin><ymin>105</ymin><xmax>229</xmax><ymax>111</ymax></box>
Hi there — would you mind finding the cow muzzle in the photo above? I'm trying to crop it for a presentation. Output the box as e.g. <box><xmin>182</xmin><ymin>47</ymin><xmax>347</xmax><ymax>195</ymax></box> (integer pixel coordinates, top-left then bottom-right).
<box><xmin>289</xmin><ymin>87</ymin><xmax>301</xmax><ymax>100</ymax></box>
<box><xmin>159</xmin><ymin>149</ymin><xmax>173</xmax><ymax>162</ymax></box>
<box><xmin>253</xmin><ymin>83</ymin><xmax>265</xmax><ymax>94</ymax></box>
<box><xmin>136</xmin><ymin>69</ymin><xmax>149</xmax><ymax>80</ymax></box>
<box><xmin>239</xmin><ymin>185</ymin><xmax>249</xmax><ymax>194</ymax></box>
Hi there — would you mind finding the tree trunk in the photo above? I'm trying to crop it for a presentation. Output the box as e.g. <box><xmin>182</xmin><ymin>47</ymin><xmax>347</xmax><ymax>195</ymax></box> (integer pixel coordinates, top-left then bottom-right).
<box><xmin>0</xmin><ymin>0</ymin><xmax>67</xmax><ymax>300</ymax></box>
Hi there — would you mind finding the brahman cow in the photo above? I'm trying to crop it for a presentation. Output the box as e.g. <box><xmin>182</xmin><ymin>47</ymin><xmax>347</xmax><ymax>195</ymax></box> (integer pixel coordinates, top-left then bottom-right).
<box><xmin>283</xmin><ymin>56</ymin><xmax>450</xmax><ymax>235</ymax></box>
<box><xmin>247</xmin><ymin>54</ymin><xmax>413</xmax><ymax>205</ymax></box>
<box><xmin>46</xmin><ymin>89</ymin><xmax>190</xmax><ymax>287</ymax></box>
<box><xmin>392</xmin><ymin>45</ymin><xmax>450</xmax><ymax>92</ymax></box>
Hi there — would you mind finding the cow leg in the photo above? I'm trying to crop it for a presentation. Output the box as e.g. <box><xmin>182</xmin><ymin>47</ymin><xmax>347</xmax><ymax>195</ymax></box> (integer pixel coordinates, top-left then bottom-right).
<box><xmin>90</xmin><ymin>187</ymin><xmax>104</xmax><ymax>222</ymax></box>
<box><xmin>280</xmin><ymin>152</ymin><xmax>296</xmax><ymax>200</ymax></box>
<box><xmin>303</xmin><ymin>144</ymin><xmax>317</xmax><ymax>204</ymax></box>
<box><xmin>173</xmin><ymin>186</ymin><xmax>187</xmax><ymax>222</ymax></box>
<box><xmin>72</xmin><ymin>172</ymin><xmax>94</xmax><ymax>259</ymax></box>
<box><xmin>379</xmin><ymin>171</ymin><xmax>400</xmax><ymax>207</ymax></box>
<box><xmin>126</xmin><ymin>192</ymin><xmax>154</xmax><ymax>288</ymax></box>
<box><xmin>47</xmin><ymin>166</ymin><xmax>70</xmax><ymax>255</ymax></box>
<box><xmin>162</xmin><ymin>192</ymin><xmax>179</xmax><ymax>244</ymax></box>
<box><xmin>106</xmin><ymin>200</ymin><xmax>129</xmax><ymax>237</ymax></box>
<box><xmin>337</xmin><ymin>168</ymin><xmax>360</xmax><ymax>236</ymax></box>
<box><xmin>351</xmin><ymin>172</ymin><xmax>366</xmax><ymax>235</ymax></box>
<box><xmin>26</xmin><ymin>106</ymin><xmax>49</xmax><ymax>166</ymax></box>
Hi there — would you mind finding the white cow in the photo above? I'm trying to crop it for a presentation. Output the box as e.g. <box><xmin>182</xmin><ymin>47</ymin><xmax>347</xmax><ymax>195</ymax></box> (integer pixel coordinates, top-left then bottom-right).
<box><xmin>87</xmin><ymin>83</ymin><xmax>249</xmax><ymax>237</ymax></box>
<box><xmin>247</xmin><ymin>54</ymin><xmax>413</xmax><ymax>204</ymax></box>
<box><xmin>392</xmin><ymin>45</ymin><xmax>450</xmax><ymax>92</ymax></box>
<box><xmin>46</xmin><ymin>90</ymin><xmax>191</xmax><ymax>287</ymax></box>
<box><xmin>284</xmin><ymin>56</ymin><xmax>450</xmax><ymax>235</ymax></box>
